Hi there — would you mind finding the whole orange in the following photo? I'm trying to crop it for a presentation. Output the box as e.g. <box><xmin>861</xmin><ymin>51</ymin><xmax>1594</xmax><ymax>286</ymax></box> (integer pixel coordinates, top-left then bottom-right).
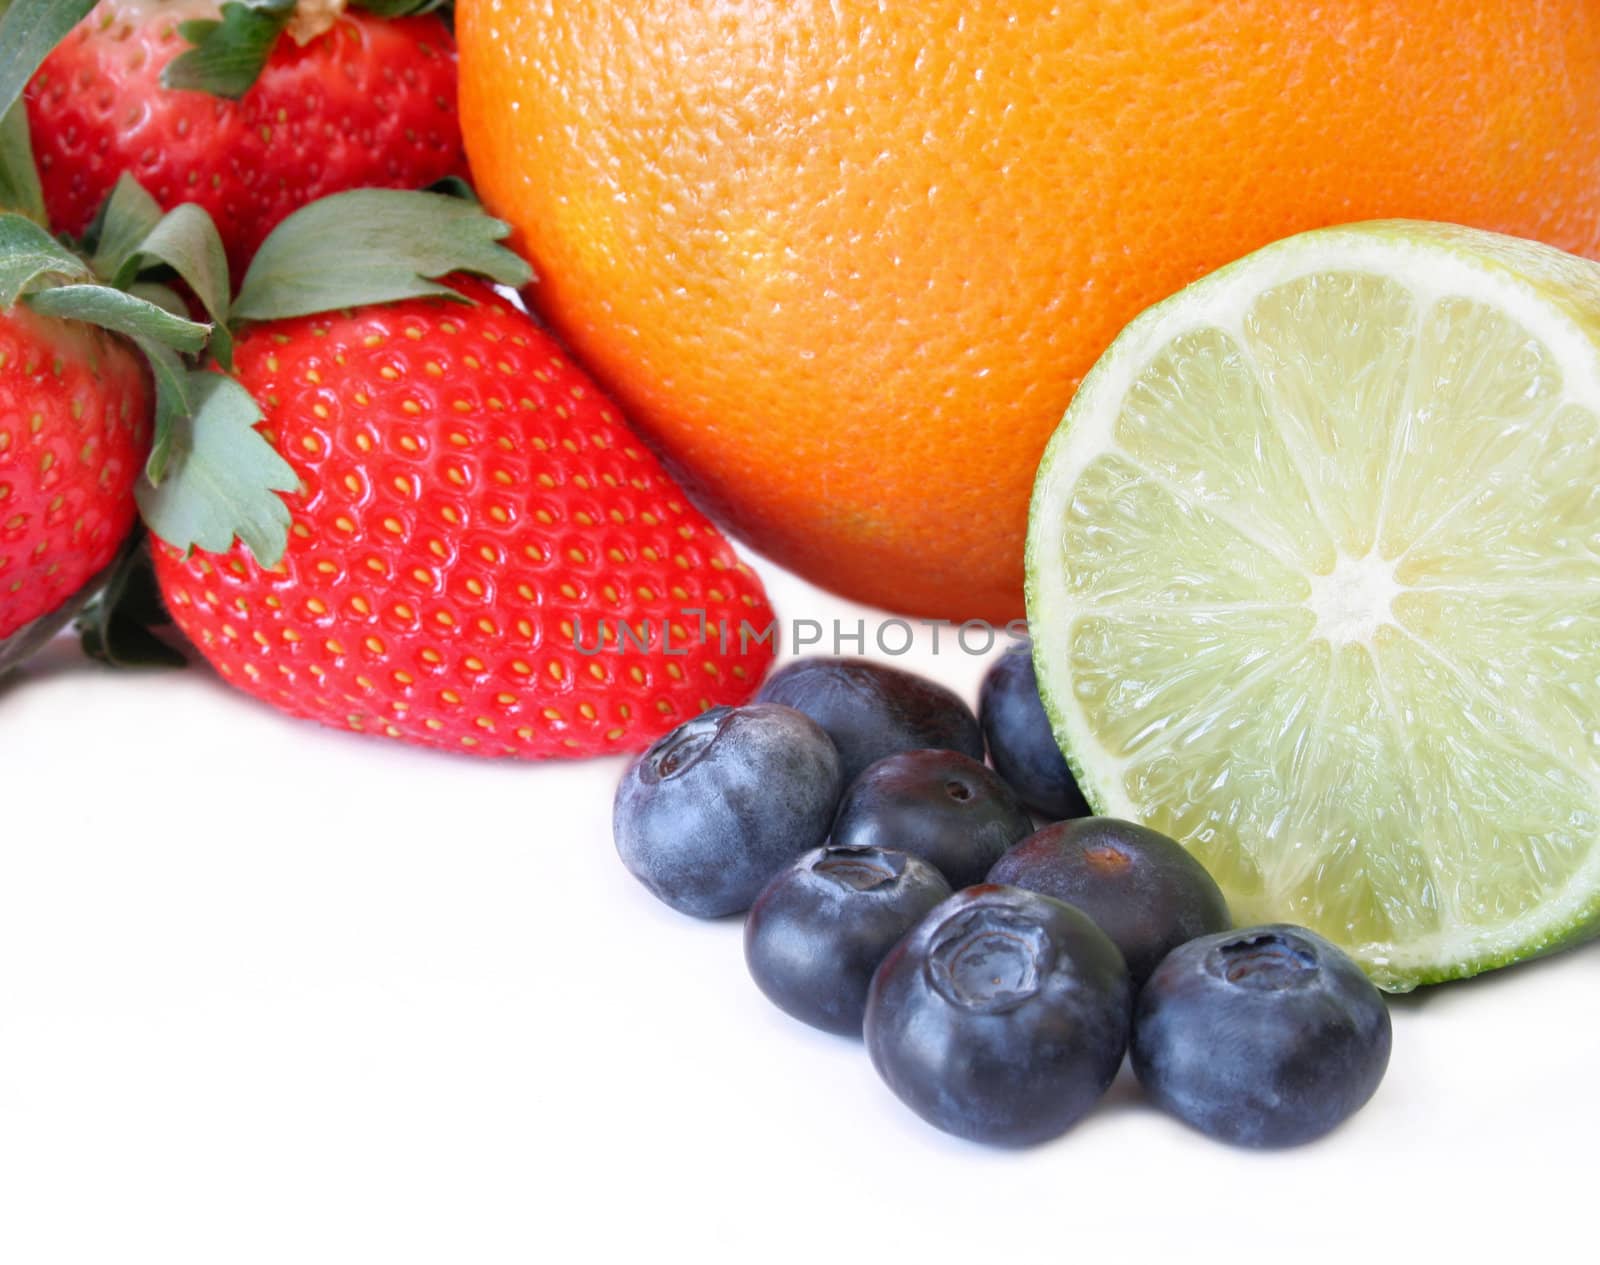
<box><xmin>457</xmin><ymin>1</ymin><xmax>1600</xmax><ymax>621</ymax></box>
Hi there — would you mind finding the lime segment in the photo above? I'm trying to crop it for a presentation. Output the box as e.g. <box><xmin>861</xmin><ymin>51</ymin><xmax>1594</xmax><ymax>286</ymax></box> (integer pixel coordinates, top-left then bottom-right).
<box><xmin>1027</xmin><ymin>221</ymin><xmax>1600</xmax><ymax>990</ymax></box>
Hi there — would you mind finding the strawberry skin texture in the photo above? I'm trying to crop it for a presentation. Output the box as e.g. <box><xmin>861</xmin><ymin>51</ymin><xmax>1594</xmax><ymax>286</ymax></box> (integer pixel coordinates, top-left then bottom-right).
<box><xmin>28</xmin><ymin>2</ymin><xmax>465</xmax><ymax>276</ymax></box>
<box><xmin>151</xmin><ymin>281</ymin><xmax>778</xmax><ymax>758</ymax></box>
<box><xmin>1</xmin><ymin>306</ymin><xmax>151</xmax><ymax>641</ymax></box>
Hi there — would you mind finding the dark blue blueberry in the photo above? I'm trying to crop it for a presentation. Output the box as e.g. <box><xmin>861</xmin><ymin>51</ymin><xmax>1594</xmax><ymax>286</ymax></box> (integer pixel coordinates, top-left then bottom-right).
<box><xmin>744</xmin><ymin>845</ymin><xmax>953</xmax><ymax>1036</ymax></box>
<box><xmin>755</xmin><ymin>657</ymin><xmax>984</xmax><ymax>788</ymax></box>
<box><xmin>864</xmin><ymin>884</ymin><xmax>1131</xmax><ymax>1146</ymax></box>
<box><xmin>832</xmin><ymin>749</ymin><xmax>1034</xmax><ymax>888</ymax></box>
<box><xmin>1131</xmin><ymin>925</ymin><xmax>1392</xmax><ymax>1147</ymax></box>
<box><xmin>613</xmin><ymin>704</ymin><xmax>844</xmax><ymax>918</ymax></box>
<box><xmin>978</xmin><ymin>638</ymin><xmax>1090</xmax><ymax>819</ymax></box>
<box><xmin>987</xmin><ymin>817</ymin><xmax>1230</xmax><ymax>987</ymax></box>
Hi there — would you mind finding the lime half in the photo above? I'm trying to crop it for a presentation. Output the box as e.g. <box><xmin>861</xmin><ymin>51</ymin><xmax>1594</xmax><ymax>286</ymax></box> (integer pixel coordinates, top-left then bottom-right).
<box><xmin>1027</xmin><ymin>221</ymin><xmax>1600</xmax><ymax>991</ymax></box>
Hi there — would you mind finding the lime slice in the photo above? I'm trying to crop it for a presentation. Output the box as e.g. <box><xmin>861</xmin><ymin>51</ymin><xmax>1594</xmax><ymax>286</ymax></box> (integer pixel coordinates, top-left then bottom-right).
<box><xmin>1027</xmin><ymin>221</ymin><xmax>1600</xmax><ymax>991</ymax></box>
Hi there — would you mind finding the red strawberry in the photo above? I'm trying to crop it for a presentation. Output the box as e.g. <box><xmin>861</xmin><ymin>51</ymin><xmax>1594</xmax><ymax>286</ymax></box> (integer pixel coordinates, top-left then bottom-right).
<box><xmin>150</xmin><ymin>263</ymin><xmax>777</xmax><ymax>757</ymax></box>
<box><xmin>1</xmin><ymin>75</ymin><xmax>241</xmax><ymax>679</ymax></box>
<box><xmin>0</xmin><ymin>304</ymin><xmax>151</xmax><ymax>651</ymax></box>
<box><xmin>27</xmin><ymin>1</ymin><xmax>464</xmax><ymax>276</ymax></box>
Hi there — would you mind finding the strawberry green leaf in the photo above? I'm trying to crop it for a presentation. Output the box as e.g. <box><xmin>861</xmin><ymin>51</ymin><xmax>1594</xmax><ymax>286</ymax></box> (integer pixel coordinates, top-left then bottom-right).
<box><xmin>352</xmin><ymin>1</ymin><xmax>450</xmax><ymax>17</ymax></box>
<box><xmin>425</xmin><ymin>175</ymin><xmax>480</xmax><ymax>205</ymax></box>
<box><xmin>231</xmin><ymin>189</ymin><xmax>534</xmax><ymax>321</ymax></box>
<box><xmin>0</xmin><ymin>100</ymin><xmax>43</xmax><ymax>225</ymax></box>
<box><xmin>126</xmin><ymin>282</ymin><xmax>194</xmax><ymax>322</ymax></box>
<box><xmin>26</xmin><ymin>284</ymin><xmax>210</xmax><ymax>355</ymax></box>
<box><xmin>134</xmin><ymin>338</ymin><xmax>195</xmax><ymax>487</ymax></box>
<box><xmin>75</xmin><ymin>531</ymin><xmax>189</xmax><ymax>670</ymax></box>
<box><xmin>87</xmin><ymin>179</ymin><xmax>236</xmax><ymax>366</ymax></box>
<box><xmin>0</xmin><ymin>0</ymin><xmax>99</xmax><ymax>123</ymax></box>
<box><xmin>120</xmin><ymin>202</ymin><xmax>234</xmax><ymax>368</ymax></box>
<box><xmin>135</xmin><ymin>371</ymin><xmax>297</xmax><ymax>568</ymax></box>
<box><xmin>90</xmin><ymin>175</ymin><xmax>165</xmax><ymax>282</ymax></box>
<box><xmin>162</xmin><ymin>1</ymin><xmax>296</xmax><ymax>101</ymax></box>
<box><xmin>0</xmin><ymin>211</ymin><xmax>91</xmax><ymax>307</ymax></box>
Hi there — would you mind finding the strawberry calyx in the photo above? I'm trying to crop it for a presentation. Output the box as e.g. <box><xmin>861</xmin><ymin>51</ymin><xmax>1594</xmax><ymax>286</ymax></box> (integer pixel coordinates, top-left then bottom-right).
<box><xmin>69</xmin><ymin>183</ymin><xmax>555</xmax><ymax>690</ymax></box>
<box><xmin>231</xmin><ymin>187</ymin><xmax>533</xmax><ymax>322</ymax></box>
<box><xmin>23</xmin><ymin>173</ymin><xmax>534</xmax><ymax>582</ymax></box>
<box><xmin>134</xmin><ymin>185</ymin><xmax>530</xmax><ymax>560</ymax></box>
<box><xmin>164</xmin><ymin>0</ymin><xmax>451</xmax><ymax>101</ymax></box>
<box><xmin>121</xmin><ymin>186</ymin><xmax>529</xmax><ymax>617</ymax></box>
<box><xmin>0</xmin><ymin>165</ymin><xmax>302</xmax><ymax>574</ymax></box>
<box><xmin>0</xmin><ymin>198</ymin><xmax>211</xmax><ymax>355</ymax></box>
<box><xmin>0</xmin><ymin>81</ymin><xmax>41</xmax><ymax>227</ymax></box>
<box><xmin>0</xmin><ymin>190</ymin><xmax>218</xmax><ymax>414</ymax></box>
<box><xmin>75</xmin><ymin>529</ymin><xmax>189</xmax><ymax>669</ymax></box>
<box><xmin>163</xmin><ymin>1</ymin><xmax>302</xmax><ymax>100</ymax></box>
<box><xmin>3</xmin><ymin>172</ymin><xmax>532</xmax><ymax>675</ymax></box>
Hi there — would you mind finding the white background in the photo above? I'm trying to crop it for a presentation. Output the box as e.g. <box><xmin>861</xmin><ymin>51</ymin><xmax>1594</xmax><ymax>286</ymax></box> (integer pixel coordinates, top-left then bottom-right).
<box><xmin>1</xmin><ymin>557</ymin><xmax>1596</xmax><ymax>1262</ymax></box>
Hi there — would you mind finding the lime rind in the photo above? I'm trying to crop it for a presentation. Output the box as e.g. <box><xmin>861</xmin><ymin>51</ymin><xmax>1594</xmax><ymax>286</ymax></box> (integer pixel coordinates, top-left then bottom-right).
<box><xmin>1026</xmin><ymin>220</ymin><xmax>1600</xmax><ymax>992</ymax></box>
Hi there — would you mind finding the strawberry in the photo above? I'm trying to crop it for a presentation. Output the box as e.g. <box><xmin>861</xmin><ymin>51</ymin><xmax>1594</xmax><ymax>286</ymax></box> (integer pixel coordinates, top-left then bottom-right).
<box><xmin>25</xmin><ymin>0</ymin><xmax>464</xmax><ymax>276</ymax></box>
<box><xmin>147</xmin><ymin>191</ymin><xmax>777</xmax><ymax>757</ymax></box>
<box><xmin>3</xmin><ymin>9</ymin><xmax>295</xmax><ymax>676</ymax></box>
<box><xmin>0</xmin><ymin>300</ymin><xmax>151</xmax><ymax>657</ymax></box>
<box><xmin>0</xmin><ymin>146</ymin><xmax>273</xmax><ymax>680</ymax></box>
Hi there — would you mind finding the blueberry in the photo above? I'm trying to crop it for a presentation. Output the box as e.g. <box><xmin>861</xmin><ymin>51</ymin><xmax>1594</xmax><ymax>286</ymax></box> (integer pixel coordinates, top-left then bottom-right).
<box><xmin>978</xmin><ymin>638</ymin><xmax>1090</xmax><ymax>819</ymax></box>
<box><xmin>864</xmin><ymin>884</ymin><xmax>1131</xmax><ymax>1146</ymax></box>
<box><xmin>987</xmin><ymin>818</ymin><xmax>1230</xmax><ymax>987</ymax></box>
<box><xmin>832</xmin><ymin>749</ymin><xmax>1034</xmax><ymax>888</ymax></box>
<box><xmin>744</xmin><ymin>845</ymin><xmax>953</xmax><ymax>1036</ymax></box>
<box><xmin>756</xmin><ymin>657</ymin><xmax>984</xmax><ymax>788</ymax></box>
<box><xmin>1131</xmin><ymin>925</ymin><xmax>1392</xmax><ymax>1147</ymax></box>
<box><xmin>613</xmin><ymin>704</ymin><xmax>844</xmax><ymax>918</ymax></box>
